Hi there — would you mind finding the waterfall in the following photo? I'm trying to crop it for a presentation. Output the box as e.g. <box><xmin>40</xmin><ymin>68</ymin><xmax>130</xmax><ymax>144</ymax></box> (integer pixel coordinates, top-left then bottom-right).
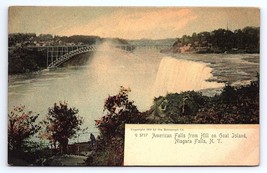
<box><xmin>152</xmin><ymin>57</ymin><xmax>224</xmax><ymax>97</ymax></box>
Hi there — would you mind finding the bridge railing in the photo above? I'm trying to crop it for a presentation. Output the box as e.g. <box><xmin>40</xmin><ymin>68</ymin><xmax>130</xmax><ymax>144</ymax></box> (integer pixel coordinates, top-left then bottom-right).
<box><xmin>48</xmin><ymin>46</ymin><xmax>96</xmax><ymax>68</ymax></box>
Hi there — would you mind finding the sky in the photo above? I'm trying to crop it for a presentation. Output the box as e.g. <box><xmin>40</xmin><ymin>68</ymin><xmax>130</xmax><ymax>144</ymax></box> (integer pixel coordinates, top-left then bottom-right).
<box><xmin>9</xmin><ymin>7</ymin><xmax>260</xmax><ymax>39</ymax></box>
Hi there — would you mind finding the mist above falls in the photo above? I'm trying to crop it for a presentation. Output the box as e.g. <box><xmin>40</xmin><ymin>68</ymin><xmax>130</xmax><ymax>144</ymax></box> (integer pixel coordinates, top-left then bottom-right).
<box><xmin>84</xmin><ymin>41</ymin><xmax>162</xmax><ymax>111</ymax></box>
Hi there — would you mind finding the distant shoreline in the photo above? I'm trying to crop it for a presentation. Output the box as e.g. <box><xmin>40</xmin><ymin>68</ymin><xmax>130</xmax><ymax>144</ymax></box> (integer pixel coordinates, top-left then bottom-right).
<box><xmin>162</xmin><ymin>50</ymin><xmax>259</xmax><ymax>55</ymax></box>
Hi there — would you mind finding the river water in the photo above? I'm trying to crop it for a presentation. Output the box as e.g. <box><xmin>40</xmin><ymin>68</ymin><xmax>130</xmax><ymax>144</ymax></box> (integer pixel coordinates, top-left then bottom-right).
<box><xmin>8</xmin><ymin>43</ymin><xmax>259</xmax><ymax>142</ymax></box>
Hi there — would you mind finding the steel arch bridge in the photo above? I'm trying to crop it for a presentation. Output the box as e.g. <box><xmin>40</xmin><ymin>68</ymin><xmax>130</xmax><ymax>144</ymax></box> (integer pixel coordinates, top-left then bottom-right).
<box><xmin>47</xmin><ymin>45</ymin><xmax>97</xmax><ymax>69</ymax></box>
<box><xmin>25</xmin><ymin>44</ymin><xmax>172</xmax><ymax>69</ymax></box>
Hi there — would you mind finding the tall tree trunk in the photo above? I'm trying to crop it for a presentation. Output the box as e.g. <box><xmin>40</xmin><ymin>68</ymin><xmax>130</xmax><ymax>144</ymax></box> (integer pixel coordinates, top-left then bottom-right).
<box><xmin>61</xmin><ymin>138</ymin><xmax>68</xmax><ymax>154</ymax></box>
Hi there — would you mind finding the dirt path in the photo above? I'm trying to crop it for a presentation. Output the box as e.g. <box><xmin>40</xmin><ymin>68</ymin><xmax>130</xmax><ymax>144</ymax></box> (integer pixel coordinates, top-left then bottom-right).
<box><xmin>47</xmin><ymin>154</ymin><xmax>88</xmax><ymax>166</ymax></box>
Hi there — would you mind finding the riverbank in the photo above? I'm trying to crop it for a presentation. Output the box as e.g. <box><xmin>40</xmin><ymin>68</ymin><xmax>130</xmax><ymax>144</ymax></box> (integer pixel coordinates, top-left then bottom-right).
<box><xmin>167</xmin><ymin>46</ymin><xmax>259</xmax><ymax>54</ymax></box>
<box><xmin>169</xmin><ymin>27</ymin><xmax>259</xmax><ymax>55</ymax></box>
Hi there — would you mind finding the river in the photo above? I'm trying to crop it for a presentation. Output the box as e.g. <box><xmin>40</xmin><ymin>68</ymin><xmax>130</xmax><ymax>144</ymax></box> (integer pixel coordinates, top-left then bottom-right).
<box><xmin>8</xmin><ymin>42</ymin><xmax>259</xmax><ymax>142</ymax></box>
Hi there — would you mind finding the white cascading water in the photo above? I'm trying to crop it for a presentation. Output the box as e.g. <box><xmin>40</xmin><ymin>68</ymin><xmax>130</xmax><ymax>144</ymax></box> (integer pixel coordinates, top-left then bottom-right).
<box><xmin>152</xmin><ymin>57</ymin><xmax>224</xmax><ymax>97</ymax></box>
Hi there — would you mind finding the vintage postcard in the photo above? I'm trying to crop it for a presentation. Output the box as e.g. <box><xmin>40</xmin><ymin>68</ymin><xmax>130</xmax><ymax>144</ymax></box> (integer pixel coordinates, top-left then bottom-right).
<box><xmin>8</xmin><ymin>7</ymin><xmax>259</xmax><ymax>166</ymax></box>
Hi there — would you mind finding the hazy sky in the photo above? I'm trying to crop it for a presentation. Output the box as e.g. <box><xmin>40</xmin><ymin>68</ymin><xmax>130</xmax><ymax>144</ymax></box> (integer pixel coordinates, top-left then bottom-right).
<box><xmin>9</xmin><ymin>7</ymin><xmax>260</xmax><ymax>39</ymax></box>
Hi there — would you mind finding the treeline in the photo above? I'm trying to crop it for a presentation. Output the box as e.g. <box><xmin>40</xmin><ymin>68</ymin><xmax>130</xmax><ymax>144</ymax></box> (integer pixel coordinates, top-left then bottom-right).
<box><xmin>172</xmin><ymin>26</ymin><xmax>260</xmax><ymax>53</ymax></box>
<box><xmin>8</xmin><ymin>33</ymin><xmax>101</xmax><ymax>47</ymax></box>
<box><xmin>54</xmin><ymin>35</ymin><xmax>101</xmax><ymax>45</ymax></box>
<box><xmin>9</xmin><ymin>33</ymin><xmax>37</xmax><ymax>47</ymax></box>
<box><xmin>8</xmin><ymin>48</ymin><xmax>47</xmax><ymax>74</ymax></box>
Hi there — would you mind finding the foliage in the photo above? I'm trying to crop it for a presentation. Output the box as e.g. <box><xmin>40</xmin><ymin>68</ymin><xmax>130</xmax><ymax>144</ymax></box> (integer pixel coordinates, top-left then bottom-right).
<box><xmin>173</xmin><ymin>26</ymin><xmax>260</xmax><ymax>53</ymax></box>
<box><xmin>87</xmin><ymin>136</ymin><xmax>124</xmax><ymax>166</ymax></box>
<box><xmin>8</xmin><ymin>105</ymin><xmax>40</xmax><ymax>151</ymax></box>
<box><xmin>54</xmin><ymin>35</ymin><xmax>101</xmax><ymax>45</ymax></box>
<box><xmin>196</xmin><ymin>74</ymin><xmax>259</xmax><ymax>124</ymax></box>
<box><xmin>150</xmin><ymin>91</ymin><xmax>209</xmax><ymax>123</ymax></box>
<box><xmin>8</xmin><ymin>106</ymin><xmax>45</xmax><ymax>165</ymax></box>
<box><xmin>148</xmin><ymin>74</ymin><xmax>259</xmax><ymax>124</ymax></box>
<box><xmin>8</xmin><ymin>48</ymin><xmax>47</xmax><ymax>74</ymax></box>
<box><xmin>8</xmin><ymin>33</ymin><xmax>37</xmax><ymax>47</ymax></box>
<box><xmin>96</xmin><ymin>86</ymin><xmax>145</xmax><ymax>139</ymax></box>
<box><xmin>87</xmin><ymin>86</ymin><xmax>147</xmax><ymax>166</ymax></box>
<box><xmin>8</xmin><ymin>141</ymin><xmax>51</xmax><ymax>166</ymax></box>
<box><xmin>8</xmin><ymin>33</ymin><xmax>101</xmax><ymax>47</ymax></box>
<box><xmin>41</xmin><ymin>101</ymin><xmax>83</xmax><ymax>153</ymax></box>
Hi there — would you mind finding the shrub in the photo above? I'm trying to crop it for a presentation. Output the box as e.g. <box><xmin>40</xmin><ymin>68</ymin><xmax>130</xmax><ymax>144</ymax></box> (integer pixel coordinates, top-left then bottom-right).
<box><xmin>40</xmin><ymin>101</ymin><xmax>83</xmax><ymax>154</ymax></box>
<box><xmin>87</xmin><ymin>86</ymin><xmax>146</xmax><ymax>166</ymax></box>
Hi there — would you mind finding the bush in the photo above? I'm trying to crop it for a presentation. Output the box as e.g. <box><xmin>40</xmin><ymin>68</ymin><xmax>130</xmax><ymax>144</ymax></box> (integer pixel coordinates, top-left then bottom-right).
<box><xmin>149</xmin><ymin>91</ymin><xmax>209</xmax><ymax>123</ymax></box>
<box><xmin>8</xmin><ymin>105</ymin><xmax>41</xmax><ymax>165</ymax></box>
<box><xmin>8</xmin><ymin>105</ymin><xmax>40</xmax><ymax>151</ymax></box>
<box><xmin>87</xmin><ymin>86</ymin><xmax>147</xmax><ymax>166</ymax></box>
<box><xmin>40</xmin><ymin>101</ymin><xmax>83</xmax><ymax>154</ymax></box>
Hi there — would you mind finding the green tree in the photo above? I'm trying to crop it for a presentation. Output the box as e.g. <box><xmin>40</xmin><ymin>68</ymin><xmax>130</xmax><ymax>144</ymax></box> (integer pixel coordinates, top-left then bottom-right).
<box><xmin>88</xmin><ymin>86</ymin><xmax>147</xmax><ymax>166</ymax></box>
<box><xmin>96</xmin><ymin>86</ymin><xmax>145</xmax><ymax>139</ymax></box>
<box><xmin>8</xmin><ymin>105</ymin><xmax>40</xmax><ymax>151</ymax></box>
<box><xmin>8</xmin><ymin>48</ymin><xmax>47</xmax><ymax>74</ymax></box>
<box><xmin>172</xmin><ymin>26</ymin><xmax>259</xmax><ymax>53</ymax></box>
<box><xmin>42</xmin><ymin>101</ymin><xmax>83</xmax><ymax>153</ymax></box>
<box><xmin>149</xmin><ymin>91</ymin><xmax>208</xmax><ymax>123</ymax></box>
